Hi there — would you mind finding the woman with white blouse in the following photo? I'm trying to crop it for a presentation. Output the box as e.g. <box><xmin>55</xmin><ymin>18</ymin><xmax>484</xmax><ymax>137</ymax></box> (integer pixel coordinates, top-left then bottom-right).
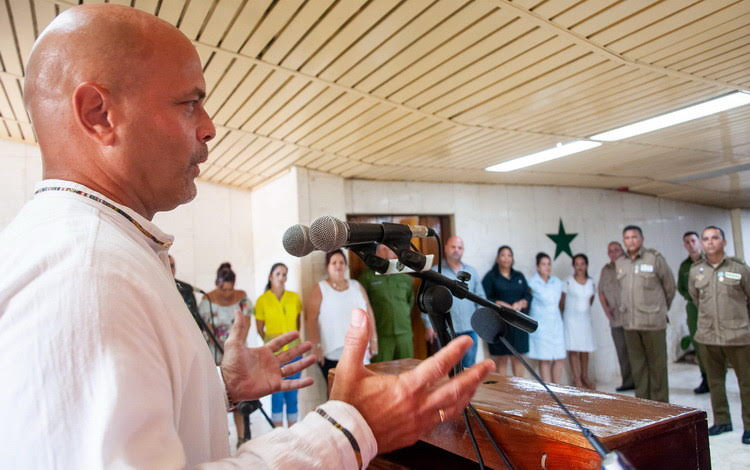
<box><xmin>562</xmin><ymin>253</ymin><xmax>597</xmax><ymax>389</ymax></box>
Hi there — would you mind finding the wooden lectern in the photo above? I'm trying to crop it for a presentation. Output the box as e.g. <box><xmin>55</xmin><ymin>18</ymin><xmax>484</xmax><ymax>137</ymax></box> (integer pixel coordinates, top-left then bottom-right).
<box><xmin>360</xmin><ymin>359</ymin><xmax>710</xmax><ymax>470</ymax></box>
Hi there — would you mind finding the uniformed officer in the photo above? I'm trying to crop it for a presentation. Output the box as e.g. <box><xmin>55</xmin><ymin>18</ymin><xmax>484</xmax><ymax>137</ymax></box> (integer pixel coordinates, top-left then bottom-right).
<box><xmin>678</xmin><ymin>231</ymin><xmax>709</xmax><ymax>394</ymax></box>
<box><xmin>688</xmin><ymin>226</ymin><xmax>750</xmax><ymax>444</ymax></box>
<box><xmin>358</xmin><ymin>244</ymin><xmax>415</xmax><ymax>362</ymax></box>
<box><xmin>616</xmin><ymin>225</ymin><xmax>676</xmax><ymax>402</ymax></box>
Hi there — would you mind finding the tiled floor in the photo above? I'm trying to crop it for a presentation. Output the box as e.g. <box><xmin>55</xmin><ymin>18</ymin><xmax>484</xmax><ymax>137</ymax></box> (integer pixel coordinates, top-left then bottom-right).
<box><xmin>234</xmin><ymin>361</ymin><xmax>749</xmax><ymax>468</ymax></box>
<box><xmin>597</xmin><ymin>361</ymin><xmax>749</xmax><ymax>470</ymax></box>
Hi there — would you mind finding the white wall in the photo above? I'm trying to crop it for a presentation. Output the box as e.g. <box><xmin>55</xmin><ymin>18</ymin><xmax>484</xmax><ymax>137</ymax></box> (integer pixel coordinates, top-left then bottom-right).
<box><xmin>248</xmin><ymin>168</ymin><xmax>301</xmax><ymax>296</ymax></box>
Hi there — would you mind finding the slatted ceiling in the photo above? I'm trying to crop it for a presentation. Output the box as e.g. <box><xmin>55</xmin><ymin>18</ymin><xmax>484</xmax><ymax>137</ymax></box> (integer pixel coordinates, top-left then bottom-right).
<box><xmin>133</xmin><ymin>0</ymin><xmax>159</xmax><ymax>14</ymax></box>
<box><xmin>607</xmin><ymin>1</ymin><xmax>737</xmax><ymax>55</ymax></box>
<box><xmin>548</xmin><ymin>0</ymin><xmax>616</xmax><ymax>29</ymax></box>
<box><xmin>335</xmin><ymin>0</ymin><xmax>467</xmax><ymax>89</ymax></box>
<box><xmin>316</xmin><ymin>0</ymin><xmax>435</xmax><ymax>83</ymax></box>
<box><xmin>255</xmin><ymin>81</ymin><xmax>326</xmax><ymax>135</ymax></box>
<box><xmin>409</xmin><ymin>34</ymin><xmax>572</xmax><ymax>114</ymax></box>
<box><xmin>350</xmin><ymin>113</ymin><xmax>457</xmax><ymax>155</ymax></box>
<box><xmin>239</xmin><ymin>0</ymin><xmax>304</xmax><ymax>58</ymax></box>
<box><xmin>586</xmin><ymin>0</ymin><xmax>696</xmax><ymax>48</ymax></box>
<box><xmin>670</xmin><ymin>35</ymin><xmax>750</xmax><ymax>74</ymax></box>
<box><xmin>178</xmin><ymin>1</ymin><xmax>213</xmax><ymax>40</ymax></box>
<box><xmin>204</xmin><ymin>61</ymin><xmax>251</xmax><ymax>117</ymax></box>
<box><xmin>689</xmin><ymin>49</ymin><xmax>750</xmax><ymax>76</ymax></box>
<box><xmin>445</xmin><ymin>48</ymin><xmax>602</xmax><ymax>123</ymax></box>
<box><xmin>199</xmin><ymin>0</ymin><xmax>242</xmax><ymax>46</ymax></box>
<box><xmin>283</xmin><ymin>93</ymin><xmax>360</xmax><ymax>142</ymax></box>
<box><xmin>325</xmin><ymin>108</ymin><xmax>411</xmax><ymax>154</ymax></box>
<box><xmin>299</xmin><ymin>0</ymin><xmax>401</xmax><ymax>78</ymax></box>
<box><xmin>538</xmin><ymin>81</ymin><xmax>715</xmax><ymax>136</ymax></box>
<box><xmin>234</xmin><ymin>71</ymin><xmax>297</xmax><ymax>131</ymax></box>
<box><xmin>3</xmin><ymin>2</ymin><xmax>750</xmax><ymax>207</ymax></box>
<box><xmin>643</xmin><ymin>15</ymin><xmax>750</xmax><ymax>66</ymax></box>
<box><xmin>456</xmin><ymin>51</ymin><xmax>608</xmax><ymax>123</ymax></box>
<box><xmin>357</xmin><ymin>1</ymin><xmax>499</xmax><ymax>98</ymax></box>
<box><xmin>655</xmin><ymin>22</ymin><xmax>750</xmax><ymax>71</ymax></box>
<box><xmin>279</xmin><ymin>0</ymin><xmax>362</xmax><ymax>71</ymax></box>
<box><xmin>296</xmin><ymin>98</ymin><xmax>374</xmax><ymax>147</ymax></box>
<box><xmin>384</xmin><ymin>15</ymin><xmax>544</xmax><ymax>106</ymax></box>
<box><xmin>155</xmin><ymin>0</ymin><xmax>183</xmax><ymax>25</ymax></box>
<box><xmin>263</xmin><ymin>87</ymin><xmax>341</xmax><ymax>139</ymax></box>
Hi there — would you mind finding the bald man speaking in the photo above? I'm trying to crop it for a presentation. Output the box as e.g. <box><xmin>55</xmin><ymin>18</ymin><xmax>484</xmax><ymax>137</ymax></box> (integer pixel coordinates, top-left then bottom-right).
<box><xmin>0</xmin><ymin>5</ymin><xmax>492</xmax><ymax>468</ymax></box>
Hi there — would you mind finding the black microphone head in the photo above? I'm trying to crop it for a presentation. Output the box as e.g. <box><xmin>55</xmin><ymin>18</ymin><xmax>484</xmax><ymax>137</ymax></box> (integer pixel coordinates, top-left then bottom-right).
<box><xmin>283</xmin><ymin>224</ymin><xmax>314</xmax><ymax>257</ymax></box>
<box><xmin>310</xmin><ymin>216</ymin><xmax>348</xmax><ymax>252</ymax></box>
<box><xmin>471</xmin><ymin>307</ymin><xmax>507</xmax><ymax>344</ymax></box>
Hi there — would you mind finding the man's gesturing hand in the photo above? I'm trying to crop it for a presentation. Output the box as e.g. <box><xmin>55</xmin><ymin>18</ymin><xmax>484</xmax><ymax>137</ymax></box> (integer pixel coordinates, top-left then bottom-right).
<box><xmin>221</xmin><ymin>310</ymin><xmax>316</xmax><ymax>403</ymax></box>
<box><xmin>331</xmin><ymin>309</ymin><xmax>494</xmax><ymax>454</ymax></box>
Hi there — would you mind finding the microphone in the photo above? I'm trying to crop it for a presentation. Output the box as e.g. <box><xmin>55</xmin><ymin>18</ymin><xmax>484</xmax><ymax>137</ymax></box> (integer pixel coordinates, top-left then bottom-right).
<box><xmin>471</xmin><ymin>307</ymin><xmax>508</xmax><ymax>343</ymax></box>
<box><xmin>193</xmin><ymin>286</ymin><xmax>207</xmax><ymax>295</ymax></box>
<box><xmin>309</xmin><ymin>216</ymin><xmax>434</xmax><ymax>252</ymax></box>
<box><xmin>283</xmin><ymin>224</ymin><xmax>315</xmax><ymax>257</ymax></box>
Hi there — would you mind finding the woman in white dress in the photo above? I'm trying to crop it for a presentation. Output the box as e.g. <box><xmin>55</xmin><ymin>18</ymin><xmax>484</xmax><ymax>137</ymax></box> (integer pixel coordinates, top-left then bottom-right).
<box><xmin>305</xmin><ymin>249</ymin><xmax>377</xmax><ymax>388</ymax></box>
<box><xmin>562</xmin><ymin>253</ymin><xmax>596</xmax><ymax>389</ymax></box>
<box><xmin>528</xmin><ymin>252</ymin><xmax>566</xmax><ymax>383</ymax></box>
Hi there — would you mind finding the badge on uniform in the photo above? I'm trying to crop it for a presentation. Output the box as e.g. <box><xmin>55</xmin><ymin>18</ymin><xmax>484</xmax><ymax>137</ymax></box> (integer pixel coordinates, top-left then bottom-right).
<box><xmin>699</xmin><ymin>267</ymin><xmax>704</xmax><ymax>273</ymax></box>
<box><xmin>635</xmin><ymin>264</ymin><xmax>653</xmax><ymax>273</ymax></box>
<box><xmin>725</xmin><ymin>272</ymin><xmax>742</xmax><ymax>280</ymax></box>
<box><xmin>518</xmin><ymin>279</ymin><xmax>522</xmax><ymax>284</ymax></box>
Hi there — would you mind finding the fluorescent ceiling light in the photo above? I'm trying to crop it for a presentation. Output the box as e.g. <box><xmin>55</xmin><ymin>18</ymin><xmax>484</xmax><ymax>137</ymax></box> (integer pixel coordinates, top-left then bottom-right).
<box><xmin>485</xmin><ymin>140</ymin><xmax>601</xmax><ymax>172</ymax></box>
<box><xmin>590</xmin><ymin>91</ymin><xmax>750</xmax><ymax>142</ymax></box>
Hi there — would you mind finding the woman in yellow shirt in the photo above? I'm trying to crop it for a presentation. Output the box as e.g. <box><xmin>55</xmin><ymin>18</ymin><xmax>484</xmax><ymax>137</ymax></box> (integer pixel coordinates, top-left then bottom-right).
<box><xmin>255</xmin><ymin>263</ymin><xmax>302</xmax><ymax>427</ymax></box>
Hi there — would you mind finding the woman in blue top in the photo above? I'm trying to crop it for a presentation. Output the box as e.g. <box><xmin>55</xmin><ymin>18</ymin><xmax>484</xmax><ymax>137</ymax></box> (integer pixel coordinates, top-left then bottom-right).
<box><xmin>482</xmin><ymin>245</ymin><xmax>531</xmax><ymax>377</ymax></box>
<box><xmin>527</xmin><ymin>252</ymin><xmax>566</xmax><ymax>384</ymax></box>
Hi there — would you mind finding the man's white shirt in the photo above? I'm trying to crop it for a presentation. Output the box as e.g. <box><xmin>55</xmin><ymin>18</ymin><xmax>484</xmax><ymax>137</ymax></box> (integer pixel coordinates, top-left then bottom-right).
<box><xmin>0</xmin><ymin>179</ymin><xmax>375</xmax><ymax>469</ymax></box>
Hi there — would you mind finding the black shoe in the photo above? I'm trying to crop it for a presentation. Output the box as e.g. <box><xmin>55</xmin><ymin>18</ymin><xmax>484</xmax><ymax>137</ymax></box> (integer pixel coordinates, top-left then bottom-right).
<box><xmin>616</xmin><ymin>384</ymin><xmax>635</xmax><ymax>392</ymax></box>
<box><xmin>708</xmin><ymin>424</ymin><xmax>733</xmax><ymax>436</ymax></box>
<box><xmin>694</xmin><ymin>377</ymin><xmax>710</xmax><ymax>394</ymax></box>
<box><xmin>743</xmin><ymin>431</ymin><xmax>750</xmax><ymax>444</ymax></box>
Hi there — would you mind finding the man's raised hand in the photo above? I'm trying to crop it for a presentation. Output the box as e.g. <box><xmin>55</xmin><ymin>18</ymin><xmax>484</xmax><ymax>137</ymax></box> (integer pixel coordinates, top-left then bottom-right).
<box><xmin>331</xmin><ymin>309</ymin><xmax>494</xmax><ymax>453</ymax></box>
<box><xmin>221</xmin><ymin>310</ymin><xmax>316</xmax><ymax>403</ymax></box>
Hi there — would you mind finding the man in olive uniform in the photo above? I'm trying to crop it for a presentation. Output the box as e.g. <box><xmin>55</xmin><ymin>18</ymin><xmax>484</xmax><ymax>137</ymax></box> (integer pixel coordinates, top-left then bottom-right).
<box><xmin>359</xmin><ymin>244</ymin><xmax>415</xmax><ymax>362</ymax></box>
<box><xmin>598</xmin><ymin>241</ymin><xmax>634</xmax><ymax>392</ymax></box>
<box><xmin>616</xmin><ymin>225</ymin><xmax>676</xmax><ymax>402</ymax></box>
<box><xmin>678</xmin><ymin>231</ymin><xmax>709</xmax><ymax>394</ymax></box>
<box><xmin>688</xmin><ymin>226</ymin><xmax>750</xmax><ymax>444</ymax></box>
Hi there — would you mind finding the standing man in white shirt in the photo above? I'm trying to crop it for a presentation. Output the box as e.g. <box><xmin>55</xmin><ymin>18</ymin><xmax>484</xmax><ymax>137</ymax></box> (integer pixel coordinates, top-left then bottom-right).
<box><xmin>0</xmin><ymin>5</ymin><xmax>493</xmax><ymax>468</ymax></box>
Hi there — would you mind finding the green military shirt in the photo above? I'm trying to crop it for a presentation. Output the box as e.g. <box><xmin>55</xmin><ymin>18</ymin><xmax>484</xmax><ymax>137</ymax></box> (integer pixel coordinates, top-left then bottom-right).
<box><xmin>615</xmin><ymin>247</ymin><xmax>676</xmax><ymax>330</ymax></box>
<box><xmin>688</xmin><ymin>256</ymin><xmax>750</xmax><ymax>346</ymax></box>
<box><xmin>678</xmin><ymin>256</ymin><xmax>695</xmax><ymax>303</ymax></box>
<box><xmin>598</xmin><ymin>262</ymin><xmax>623</xmax><ymax>327</ymax></box>
<box><xmin>358</xmin><ymin>268</ymin><xmax>414</xmax><ymax>337</ymax></box>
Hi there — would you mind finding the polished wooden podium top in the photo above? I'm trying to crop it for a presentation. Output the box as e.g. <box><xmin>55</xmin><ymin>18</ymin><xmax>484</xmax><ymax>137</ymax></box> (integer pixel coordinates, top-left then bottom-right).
<box><xmin>364</xmin><ymin>359</ymin><xmax>709</xmax><ymax>470</ymax></box>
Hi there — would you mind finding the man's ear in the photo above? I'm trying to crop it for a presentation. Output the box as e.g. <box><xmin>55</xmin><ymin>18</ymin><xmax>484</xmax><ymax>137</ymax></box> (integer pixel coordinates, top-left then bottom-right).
<box><xmin>71</xmin><ymin>82</ymin><xmax>116</xmax><ymax>146</ymax></box>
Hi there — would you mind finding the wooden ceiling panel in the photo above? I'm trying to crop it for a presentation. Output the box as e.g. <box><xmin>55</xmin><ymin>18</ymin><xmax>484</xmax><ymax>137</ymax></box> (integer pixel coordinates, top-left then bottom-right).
<box><xmin>3</xmin><ymin>0</ymin><xmax>750</xmax><ymax>207</ymax></box>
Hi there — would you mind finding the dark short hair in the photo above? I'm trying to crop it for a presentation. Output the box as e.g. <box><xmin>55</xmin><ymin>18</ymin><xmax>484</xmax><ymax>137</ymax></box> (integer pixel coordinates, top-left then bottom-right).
<box><xmin>216</xmin><ymin>262</ymin><xmax>236</xmax><ymax>286</ymax></box>
<box><xmin>623</xmin><ymin>225</ymin><xmax>643</xmax><ymax>236</ymax></box>
<box><xmin>703</xmin><ymin>225</ymin><xmax>726</xmax><ymax>240</ymax></box>
<box><xmin>535</xmin><ymin>252</ymin><xmax>550</xmax><ymax>266</ymax></box>
<box><xmin>683</xmin><ymin>231</ymin><xmax>699</xmax><ymax>239</ymax></box>
<box><xmin>325</xmin><ymin>249</ymin><xmax>347</xmax><ymax>266</ymax></box>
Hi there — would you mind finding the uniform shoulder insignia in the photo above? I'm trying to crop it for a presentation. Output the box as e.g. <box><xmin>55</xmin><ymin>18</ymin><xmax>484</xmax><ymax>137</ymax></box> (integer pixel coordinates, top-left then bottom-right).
<box><xmin>649</xmin><ymin>248</ymin><xmax>661</xmax><ymax>257</ymax></box>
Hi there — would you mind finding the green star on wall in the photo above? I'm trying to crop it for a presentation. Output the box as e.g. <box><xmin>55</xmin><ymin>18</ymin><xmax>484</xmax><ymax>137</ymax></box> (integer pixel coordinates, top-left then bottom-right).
<box><xmin>546</xmin><ymin>219</ymin><xmax>578</xmax><ymax>260</ymax></box>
